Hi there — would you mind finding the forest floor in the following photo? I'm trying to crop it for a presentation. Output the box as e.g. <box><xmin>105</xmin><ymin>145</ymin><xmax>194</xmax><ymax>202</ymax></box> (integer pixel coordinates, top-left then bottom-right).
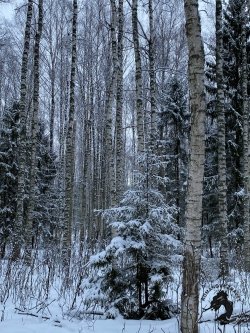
<box><xmin>0</xmin><ymin>301</ymin><xmax>250</xmax><ymax>333</ymax></box>
<box><xmin>1</xmin><ymin>260</ymin><xmax>250</xmax><ymax>332</ymax></box>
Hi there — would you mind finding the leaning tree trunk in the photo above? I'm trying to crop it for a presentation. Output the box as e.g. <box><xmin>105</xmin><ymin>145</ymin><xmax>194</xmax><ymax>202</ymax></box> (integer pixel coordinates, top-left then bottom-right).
<box><xmin>180</xmin><ymin>1</ymin><xmax>206</xmax><ymax>333</ymax></box>
<box><xmin>132</xmin><ymin>0</ymin><xmax>144</xmax><ymax>154</ymax></box>
<box><xmin>216</xmin><ymin>0</ymin><xmax>229</xmax><ymax>278</ymax></box>
<box><xmin>62</xmin><ymin>0</ymin><xmax>77</xmax><ymax>270</ymax></box>
<box><xmin>12</xmin><ymin>0</ymin><xmax>33</xmax><ymax>261</ymax></box>
<box><xmin>242</xmin><ymin>0</ymin><xmax>250</xmax><ymax>272</ymax></box>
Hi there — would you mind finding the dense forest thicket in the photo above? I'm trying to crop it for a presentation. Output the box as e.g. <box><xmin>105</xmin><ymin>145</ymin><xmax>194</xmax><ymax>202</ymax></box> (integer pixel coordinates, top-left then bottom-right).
<box><xmin>0</xmin><ymin>0</ymin><xmax>249</xmax><ymax>332</ymax></box>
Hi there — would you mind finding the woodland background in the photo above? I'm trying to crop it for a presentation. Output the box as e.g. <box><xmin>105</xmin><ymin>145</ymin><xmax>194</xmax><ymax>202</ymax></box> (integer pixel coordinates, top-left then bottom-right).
<box><xmin>0</xmin><ymin>0</ymin><xmax>249</xmax><ymax>332</ymax></box>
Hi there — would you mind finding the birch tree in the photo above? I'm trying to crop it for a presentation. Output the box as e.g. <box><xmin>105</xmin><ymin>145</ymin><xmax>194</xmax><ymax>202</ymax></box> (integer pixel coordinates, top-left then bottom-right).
<box><xmin>62</xmin><ymin>0</ymin><xmax>77</xmax><ymax>269</ymax></box>
<box><xmin>115</xmin><ymin>0</ymin><xmax>125</xmax><ymax>204</ymax></box>
<box><xmin>132</xmin><ymin>0</ymin><xmax>144</xmax><ymax>154</ymax></box>
<box><xmin>102</xmin><ymin>0</ymin><xmax>117</xmax><ymax>209</ymax></box>
<box><xmin>180</xmin><ymin>0</ymin><xmax>206</xmax><ymax>332</ymax></box>
<box><xmin>148</xmin><ymin>0</ymin><xmax>157</xmax><ymax>141</ymax></box>
<box><xmin>12</xmin><ymin>0</ymin><xmax>33</xmax><ymax>261</ymax></box>
<box><xmin>42</xmin><ymin>0</ymin><xmax>61</xmax><ymax>154</ymax></box>
<box><xmin>25</xmin><ymin>0</ymin><xmax>43</xmax><ymax>264</ymax></box>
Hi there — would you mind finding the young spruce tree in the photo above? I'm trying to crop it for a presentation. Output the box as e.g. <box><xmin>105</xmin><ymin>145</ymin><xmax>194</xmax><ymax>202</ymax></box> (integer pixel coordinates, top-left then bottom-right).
<box><xmin>83</xmin><ymin>153</ymin><xmax>179</xmax><ymax>319</ymax></box>
<box><xmin>0</xmin><ymin>103</ymin><xmax>20</xmax><ymax>258</ymax></box>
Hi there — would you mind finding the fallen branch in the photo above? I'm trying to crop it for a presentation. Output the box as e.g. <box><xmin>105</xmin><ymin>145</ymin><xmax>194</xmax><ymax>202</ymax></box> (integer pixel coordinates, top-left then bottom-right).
<box><xmin>77</xmin><ymin>310</ymin><xmax>104</xmax><ymax>316</ymax></box>
<box><xmin>15</xmin><ymin>307</ymin><xmax>61</xmax><ymax>326</ymax></box>
<box><xmin>199</xmin><ymin>310</ymin><xmax>250</xmax><ymax>325</ymax></box>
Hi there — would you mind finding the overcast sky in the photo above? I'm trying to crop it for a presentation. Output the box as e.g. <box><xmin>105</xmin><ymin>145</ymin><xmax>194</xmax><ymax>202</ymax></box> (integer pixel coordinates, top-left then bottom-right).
<box><xmin>0</xmin><ymin>0</ymin><xmax>215</xmax><ymax>54</ymax></box>
<box><xmin>0</xmin><ymin>1</ymin><xmax>19</xmax><ymax>23</ymax></box>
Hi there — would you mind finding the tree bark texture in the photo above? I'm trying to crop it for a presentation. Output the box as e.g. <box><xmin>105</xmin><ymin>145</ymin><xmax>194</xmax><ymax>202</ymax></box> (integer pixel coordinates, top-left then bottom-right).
<box><xmin>62</xmin><ymin>0</ymin><xmax>77</xmax><ymax>269</ymax></box>
<box><xmin>115</xmin><ymin>0</ymin><xmax>125</xmax><ymax>204</ymax></box>
<box><xmin>148</xmin><ymin>0</ymin><xmax>157</xmax><ymax>142</ymax></box>
<box><xmin>101</xmin><ymin>0</ymin><xmax>117</xmax><ymax>212</ymax></box>
<box><xmin>132</xmin><ymin>0</ymin><xmax>144</xmax><ymax>154</ymax></box>
<box><xmin>25</xmin><ymin>0</ymin><xmax>43</xmax><ymax>264</ymax></box>
<box><xmin>180</xmin><ymin>1</ymin><xmax>206</xmax><ymax>333</ymax></box>
<box><xmin>216</xmin><ymin>0</ymin><xmax>229</xmax><ymax>278</ymax></box>
<box><xmin>242</xmin><ymin>0</ymin><xmax>250</xmax><ymax>272</ymax></box>
<box><xmin>13</xmin><ymin>0</ymin><xmax>33</xmax><ymax>261</ymax></box>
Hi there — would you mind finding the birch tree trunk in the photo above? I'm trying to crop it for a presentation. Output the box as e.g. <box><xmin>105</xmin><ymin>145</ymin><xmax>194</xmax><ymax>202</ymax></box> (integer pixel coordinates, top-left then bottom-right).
<box><xmin>12</xmin><ymin>0</ymin><xmax>33</xmax><ymax>261</ymax></box>
<box><xmin>24</xmin><ymin>0</ymin><xmax>43</xmax><ymax>264</ymax></box>
<box><xmin>100</xmin><ymin>0</ymin><xmax>117</xmax><ymax>216</ymax></box>
<box><xmin>115</xmin><ymin>0</ymin><xmax>125</xmax><ymax>204</ymax></box>
<box><xmin>180</xmin><ymin>1</ymin><xmax>206</xmax><ymax>332</ymax></box>
<box><xmin>106</xmin><ymin>0</ymin><xmax>117</xmax><ymax>207</ymax></box>
<box><xmin>148</xmin><ymin>0</ymin><xmax>157</xmax><ymax>141</ymax></box>
<box><xmin>242</xmin><ymin>0</ymin><xmax>250</xmax><ymax>271</ymax></box>
<box><xmin>216</xmin><ymin>0</ymin><xmax>229</xmax><ymax>278</ymax></box>
<box><xmin>62</xmin><ymin>0</ymin><xmax>77</xmax><ymax>269</ymax></box>
<box><xmin>132</xmin><ymin>0</ymin><xmax>144</xmax><ymax>154</ymax></box>
<box><xmin>49</xmin><ymin>66</ymin><xmax>56</xmax><ymax>154</ymax></box>
<box><xmin>43</xmin><ymin>0</ymin><xmax>59</xmax><ymax>155</ymax></box>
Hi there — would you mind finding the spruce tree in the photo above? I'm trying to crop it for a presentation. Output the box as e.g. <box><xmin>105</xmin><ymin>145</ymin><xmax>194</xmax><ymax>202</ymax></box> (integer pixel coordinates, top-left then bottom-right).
<box><xmin>223</xmin><ymin>0</ymin><xmax>250</xmax><ymax>231</ymax></box>
<box><xmin>0</xmin><ymin>103</ymin><xmax>19</xmax><ymax>258</ymax></box>
<box><xmin>0</xmin><ymin>103</ymin><xmax>58</xmax><ymax>257</ymax></box>
<box><xmin>158</xmin><ymin>76</ymin><xmax>189</xmax><ymax>227</ymax></box>
<box><xmin>203</xmin><ymin>0</ymin><xmax>250</xmax><ymax>250</ymax></box>
<box><xmin>83</xmin><ymin>152</ymin><xmax>179</xmax><ymax>319</ymax></box>
<box><xmin>31</xmin><ymin>123</ymin><xmax>58</xmax><ymax>249</ymax></box>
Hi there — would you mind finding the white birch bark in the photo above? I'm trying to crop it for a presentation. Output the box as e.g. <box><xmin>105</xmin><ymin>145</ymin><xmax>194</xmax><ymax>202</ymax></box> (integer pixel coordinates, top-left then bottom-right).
<box><xmin>148</xmin><ymin>0</ymin><xmax>157</xmax><ymax>141</ymax></box>
<box><xmin>132</xmin><ymin>0</ymin><xmax>144</xmax><ymax>154</ymax></box>
<box><xmin>101</xmin><ymin>0</ymin><xmax>117</xmax><ymax>212</ymax></box>
<box><xmin>24</xmin><ymin>0</ymin><xmax>43</xmax><ymax>264</ymax></box>
<box><xmin>62</xmin><ymin>0</ymin><xmax>77</xmax><ymax>269</ymax></box>
<box><xmin>115</xmin><ymin>0</ymin><xmax>125</xmax><ymax>204</ymax></box>
<box><xmin>180</xmin><ymin>0</ymin><xmax>206</xmax><ymax>332</ymax></box>
<box><xmin>12</xmin><ymin>0</ymin><xmax>33</xmax><ymax>261</ymax></box>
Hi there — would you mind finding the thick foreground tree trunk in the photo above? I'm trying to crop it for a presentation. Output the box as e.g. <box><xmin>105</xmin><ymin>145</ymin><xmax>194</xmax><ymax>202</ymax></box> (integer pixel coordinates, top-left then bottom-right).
<box><xmin>180</xmin><ymin>1</ymin><xmax>206</xmax><ymax>333</ymax></box>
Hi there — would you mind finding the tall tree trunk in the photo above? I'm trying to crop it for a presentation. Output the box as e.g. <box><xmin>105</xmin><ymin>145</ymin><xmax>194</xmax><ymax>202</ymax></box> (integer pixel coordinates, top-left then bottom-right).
<box><xmin>100</xmin><ymin>0</ymin><xmax>117</xmax><ymax>215</ymax></box>
<box><xmin>115</xmin><ymin>0</ymin><xmax>125</xmax><ymax>204</ymax></box>
<box><xmin>180</xmin><ymin>1</ymin><xmax>206</xmax><ymax>333</ymax></box>
<box><xmin>132</xmin><ymin>0</ymin><xmax>144</xmax><ymax>154</ymax></box>
<box><xmin>62</xmin><ymin>0</ymin><xmax>77</xmax><ymax>270</ymax></box>
<box><xmin>242</xmin><ymin>0</ymin><xmax>250</xmax><ymax>271</ymax></box>
<box><xmin>148</xmin><ymin>0</ymin><xmax>157</xmax><ymax>141</ymax></box>
<box><xmin>25</xmin><ymin>0</ymin><xmax>43</xmax><ymax>264</ymax></box>
<box><xmin>147</xmin><ymin>0</ymin><xmax>158</xmax><ymax>190</ymax></box>
<box><xmin>216</xmin><ymin>0</ymin><xmax>229</xmax><ymax>278</ymax></box>
<box><xmin>12</xmin><ymin>0</ymin><xmax>33</xmax><ymax>261</ymax></box>
<box><xmin>50</xmin><ymin>66</ymin><xmax>55</xmax><ymax>154</ymax></box>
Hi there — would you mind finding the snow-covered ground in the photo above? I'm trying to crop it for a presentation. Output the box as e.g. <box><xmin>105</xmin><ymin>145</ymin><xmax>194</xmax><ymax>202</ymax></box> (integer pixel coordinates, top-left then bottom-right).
<box><xmin>1</xmin><ymin>312</ymin><xmax>248</xmax><ymax>333</ymax></box>
<box><xmin>0</xmin><ymin>303</ymin><xmax>249</xmax><ymax>333</ymax></box>
<box><xmin>1</xmin><ymin>258</ymin><xmax>250</xmax><ymax>333</ymax></box>
<box><xmin>0</xmin><ymin>312</ymin><xmax>179</xmax><ymax>333</ymax></box>
<box><xmin>0</xmin><ymin>308</ymin><xmax>225</xmax><ymax>333</ymax></box>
